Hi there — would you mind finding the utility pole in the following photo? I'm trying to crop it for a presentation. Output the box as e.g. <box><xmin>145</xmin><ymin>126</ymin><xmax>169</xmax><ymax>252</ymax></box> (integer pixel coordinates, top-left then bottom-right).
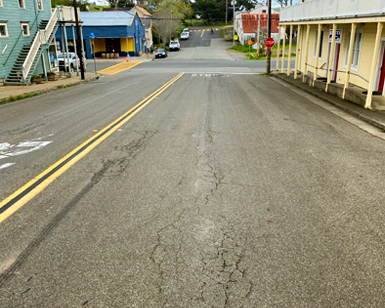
<box><xmin>73</xmin><ymin>0</ymin><xmax>85</xmax><ymax>80</ymax></box>
<box><xmin>232</xmin><ymin>0</ymin><xmax>235</xmax><ymax>46</ymax></box>
<box><xmin>226</xmin><ymin>0</ymin><xmax>228</xmax><ymax>25</ymax></box>
<box><xmin>266</xmin><ymin>0</ymin><xmax>271</xmax><ymax>74</ymax></box>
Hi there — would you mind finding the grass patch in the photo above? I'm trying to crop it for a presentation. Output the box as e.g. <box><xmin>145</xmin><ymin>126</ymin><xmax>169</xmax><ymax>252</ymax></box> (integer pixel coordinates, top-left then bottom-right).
<box><xmin>231</xmin><ymin>45</ymin><xmax>256</xmax><ymax>53</ymax></box>
<box><xmin>221</xmin><ymin>29</ymin><xmax>225</xmax><ymax>36</ymax></box>
<box><xmin>9</xmin><ymin>96</ymin><xmax>17</xmax><ymax>102</ymax></box>
<box><xmin>56</xmin><ymin>85</ymin><xmax>63</xmax><ymax>89</ymax></box>
<box><xmin>272</xmin><ymin>44</ymin><xmax>296</xmax><ymax>50</ymax></box>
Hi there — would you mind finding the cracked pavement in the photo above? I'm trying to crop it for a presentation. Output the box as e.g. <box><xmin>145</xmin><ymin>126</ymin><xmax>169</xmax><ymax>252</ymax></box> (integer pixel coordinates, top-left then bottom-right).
<box><xmin>2</xmin><ymin>72</ymin><xmax>385</xmax><ymax>306</ymax></box>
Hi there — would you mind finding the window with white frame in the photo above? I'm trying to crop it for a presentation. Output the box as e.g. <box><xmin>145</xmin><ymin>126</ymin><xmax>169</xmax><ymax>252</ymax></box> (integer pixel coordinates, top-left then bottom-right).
<box><xmin>344</xmin><ymin>29</ymin><xmax>363</xmax><ymax>71</ymax></box>
<box><xmin>36</xmin><ymin>0</ymin><xmax>43</xmax><ymax>10</ymax></box>
<box><xmin>0</xmin><ymin>23</ymin><xmax>8</xmax><ymax>37</ymax></box>
<box><xmin>21</xmin><ymin>22</ymin><xmax>29</xmax><ymax>36</ymax></box>
<box><xmin>18</xmin><ymin>0</ymin><xmax>25</xmax><ymax>9</ymax></box>
<box><xmin>313</xmin><ymin>30</ymin><xmax>324</xmax><ymax>59</ymax></box>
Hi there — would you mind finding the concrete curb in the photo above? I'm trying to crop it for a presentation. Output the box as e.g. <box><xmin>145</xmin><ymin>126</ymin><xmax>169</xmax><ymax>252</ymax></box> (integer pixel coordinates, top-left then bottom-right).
<box><xmin>0</xmin><ymin>75</ymin><xmax>100</xmax><ymax>106</ymax></box>
<box><xmin>272</xmin><ymin>74</ymin><xmax>385</xmax><ymax>131</ymax></box>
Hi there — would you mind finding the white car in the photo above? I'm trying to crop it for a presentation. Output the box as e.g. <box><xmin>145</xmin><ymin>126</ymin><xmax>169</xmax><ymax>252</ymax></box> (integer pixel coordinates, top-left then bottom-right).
<box><xmin>180</xmin><ymin>32</ymin><xmax>189</xmax><ymax>40</ymax></box>
<box><xmin>57</xmin><ymin>52</ymin><xmax>87</xmax><ymax>72</ymax></box>
<box><xmin>169</xmin><ymin>40</ymin><xmax>180</xmax><ymax>51</ymax></box>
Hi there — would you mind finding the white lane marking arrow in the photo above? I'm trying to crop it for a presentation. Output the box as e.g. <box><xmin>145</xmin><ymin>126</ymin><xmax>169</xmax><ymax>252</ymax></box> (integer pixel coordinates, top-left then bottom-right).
<box><xmin>0</xmin><ymin>163</ymin><xmax>16</xmax><ymax>170</ymax></box>
<box><xmin>0</xmin><ymin>141</ymin><xmax>52</xmax><ymax>160</ymax></box>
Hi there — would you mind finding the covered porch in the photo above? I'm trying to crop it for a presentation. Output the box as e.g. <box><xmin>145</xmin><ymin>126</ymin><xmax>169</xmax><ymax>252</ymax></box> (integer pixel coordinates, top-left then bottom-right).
<box><xmin>277</xmin><ymin>13</ymin><xmax>385</xmax><ymax>110</ymax></box>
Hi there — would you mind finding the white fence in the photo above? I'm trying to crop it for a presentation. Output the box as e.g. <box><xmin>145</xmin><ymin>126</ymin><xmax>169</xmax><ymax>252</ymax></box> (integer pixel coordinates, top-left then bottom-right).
<box><xmin>281</xmin><ymin>0</ymin><xmax>385</xmax><ymax>22</ymax></box>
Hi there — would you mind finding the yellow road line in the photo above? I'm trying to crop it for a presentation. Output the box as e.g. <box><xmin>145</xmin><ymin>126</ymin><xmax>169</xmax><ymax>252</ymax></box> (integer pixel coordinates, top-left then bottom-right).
<box><xmin>201</xmin><ymin>29</ymin><xmax>205</xmax><ymax>37</ymax></box>
<box><xmin>0</xmin><ymin>73</ymin><xmax>185</xmax><ymax>224</ymax></box>
<box><xmin>98</xmin><ymin>61</ymin><xmax>142</xmax><ymax>75</ymax></box>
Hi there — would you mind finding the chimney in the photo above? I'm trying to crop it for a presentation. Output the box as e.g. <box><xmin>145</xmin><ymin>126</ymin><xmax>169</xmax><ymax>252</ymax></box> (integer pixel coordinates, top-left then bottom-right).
<box><xmin>114</xmin><ymin>0</ymin><xmax>117</xmax><ymax>9</ymax></box>
<box><xmin>137</xmin><ymin>1</ymin><xmax>140</xmax><ymax>7</ymax></box>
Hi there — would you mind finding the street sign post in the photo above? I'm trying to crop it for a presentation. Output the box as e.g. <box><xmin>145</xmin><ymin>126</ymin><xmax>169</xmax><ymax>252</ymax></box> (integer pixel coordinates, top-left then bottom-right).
<box><xmin>248</xmin><ymin>39</ymin><xmax>252</xmax><ymax>60</ymax></box>
<box><xmin>88</xmin><ymin>33</ymin><xmax>97</xmax><ymax>75</ymax></box>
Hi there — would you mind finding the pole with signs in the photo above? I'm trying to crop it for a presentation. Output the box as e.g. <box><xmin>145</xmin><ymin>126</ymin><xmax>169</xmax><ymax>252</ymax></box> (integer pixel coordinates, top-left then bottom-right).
<box><xmin>73</xmin><ymin>0</ymin><xmax>85</xmax><ymax>80</ymax></box>
<box><xmin>89</xmin><ymin>32</ymin><xmax>97</xmax><ymax>74</ymax></box>
<box><xmin>266</xmin><ymin>0</ymin><xmax>271</xmax><ymax>74</ymax></box>
<box><xmin>248</xmin><ymin>39</ymin><xmax>252</xmax><ymax>60</ymax></box>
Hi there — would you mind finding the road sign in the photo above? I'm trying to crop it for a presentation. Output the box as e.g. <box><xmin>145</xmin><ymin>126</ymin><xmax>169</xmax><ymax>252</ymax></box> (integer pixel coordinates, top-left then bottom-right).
<box><xmin>265</xmin><ymin>37</ymin><xmax>275</xmax><ymax>48</ymax></box>
<box><xmin>88</xmin><ymin>32</ymin><xmax>97</xmax><ymax>39</ymax></box>
<box><xmin>234</xmin><ymin>35</ymin><xmax>238</xmax><ymax>41</ymax></box>
<box><xmin>247</xmin><ymin>39</ymin><xmax>252</xmax><ymax>45</ymax></box>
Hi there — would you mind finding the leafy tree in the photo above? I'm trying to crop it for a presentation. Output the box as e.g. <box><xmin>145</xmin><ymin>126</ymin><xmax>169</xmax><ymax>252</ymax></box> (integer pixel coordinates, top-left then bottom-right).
<box><xmin>106</xmin><ymin>0</ymin><xmax>135</xmax><ymax>9</ymax></box>
<box><xmin>51</xmin><ymin>0</ymin><xmax>89</xmax><ymax>11</ymax></box>
<box><xmin>152</xmin><ymin>0</ymin><xmax>192</xmax><ymax>47</ymax></box>
<box><xmin>192</xmin><ymin>0</ymin><xmax>226</xmax><ymax>22</ymax></box>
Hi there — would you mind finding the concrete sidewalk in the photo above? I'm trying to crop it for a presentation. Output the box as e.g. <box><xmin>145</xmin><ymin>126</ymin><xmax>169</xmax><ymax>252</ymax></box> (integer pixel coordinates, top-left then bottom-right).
<box><xmin>0</xmin><ymin>72</ymin><xmax>100</xmax><ymax>103</ymax></box>
<box><xmin>273</xmin><ymin>72</ymin><xmax>385</xmax><ymax>131</ymax></box>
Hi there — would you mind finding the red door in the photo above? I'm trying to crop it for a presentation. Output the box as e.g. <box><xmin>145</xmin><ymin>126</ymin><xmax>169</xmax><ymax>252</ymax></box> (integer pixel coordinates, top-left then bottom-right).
<box><xmin>333</xmin><ymin>44</ymin><xmax>340</xmax><ymax>81</ymax></box>
<box><xmin>378</xmin><ymin>46</ymin><xmax>385</xmax><ymax>92</ymax></box>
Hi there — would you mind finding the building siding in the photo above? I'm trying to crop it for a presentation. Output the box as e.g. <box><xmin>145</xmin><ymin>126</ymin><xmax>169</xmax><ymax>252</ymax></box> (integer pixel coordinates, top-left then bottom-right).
<box><xmin>0</xmin><ymin>0</ymin><xmax>52</xmax><ymax>80</ymax></box>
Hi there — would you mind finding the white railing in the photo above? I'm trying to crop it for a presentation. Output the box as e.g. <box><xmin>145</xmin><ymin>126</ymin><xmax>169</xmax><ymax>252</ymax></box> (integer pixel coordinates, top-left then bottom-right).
<box><xmin>281</xmin><ymin>0</ymin><xmax>385</xmax><ymax>22</ymax></box>
<box><xmin>58</xmin><ymin>6</ymin><xmax>79</xmax><ymax>21</ymax></box>
<box><xmin>22</xmin><ymin>31</ymin><xmax>42</xmax><ymax>81</ymax></box>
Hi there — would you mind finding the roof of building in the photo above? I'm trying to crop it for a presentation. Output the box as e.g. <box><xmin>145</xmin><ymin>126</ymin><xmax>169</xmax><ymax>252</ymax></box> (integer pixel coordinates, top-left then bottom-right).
<box><xmin>80</xmin><ymin>11</ymin><xmax>135</xmax><ymax>26</ymax></box>
<box><xmin>131</xmin><ymin>6</ymin><xmax>152</xmax><ymax>18</ymax></box>
<box><xmin>241</xmin><ymin>14</ymin><xmax>280</xmax><ymax>34</ymax></box>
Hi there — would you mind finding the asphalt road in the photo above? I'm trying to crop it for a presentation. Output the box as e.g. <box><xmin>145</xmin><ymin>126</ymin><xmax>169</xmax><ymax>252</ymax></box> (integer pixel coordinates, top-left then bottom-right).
<box><xmin>1</xmin><ymin>29</ymin><xmax>385</xmax><ymax>307</ymax></box>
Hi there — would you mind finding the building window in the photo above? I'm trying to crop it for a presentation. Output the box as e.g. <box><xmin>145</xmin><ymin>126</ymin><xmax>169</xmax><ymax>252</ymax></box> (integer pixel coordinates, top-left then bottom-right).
<box><xmin>21</xmin><ymin>23</ymin><xmax>29</xmax><ymax>36</ymax></box>
<box><xmin>344</xmin><ymin>29</ymin><xmax>363</xmax><ymax>71</ymax></box>
<box><xmin>0</xmin><ymin>23</ymin><xmax>8</xmax><ymax>37</ymax></box>
<box><xmin>18</xmin><ymin>0</ymin><xmax>25</xmax><ymax>9</ymax></box>
<box><xmin>313</xmin><ymin>30</ymin><xmax>324</xmax><ymax>59</ymax></box>
<box><xmin>36</xmin><ymin>0</ymin><xmax>43</xmax><ymax>10</ymax></box>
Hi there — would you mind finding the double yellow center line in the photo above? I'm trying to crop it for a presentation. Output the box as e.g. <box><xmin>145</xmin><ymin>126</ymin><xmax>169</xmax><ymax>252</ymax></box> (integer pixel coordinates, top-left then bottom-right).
<box><xmin>0</xmin><ymin>73</ymin><xmax>185</xmax><ymax>224</ymax></box>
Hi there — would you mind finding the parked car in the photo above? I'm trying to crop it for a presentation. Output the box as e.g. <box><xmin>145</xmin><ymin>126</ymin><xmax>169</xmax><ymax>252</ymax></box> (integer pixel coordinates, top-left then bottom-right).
<box><xmin>57</xmin><ymin>52</ymin><xmax>87</xmax><ymax>72</ymax></box>
<box><xmin>183</xmin><ymin>28</ymin><xmax>189</xmax><ymax>33</ymax></box>
<box><xmin>155</xmin><ymin>48</ymin><xmax>167</xmax><ymax>58</ymax></box>
<box><xmin>180</xmin><ymin>32</ymin><xmax>189</xmax><ymax>40</ymax></box>
<box><xmin>169</xmin><ymin>40</ymin><xmax>180</xmax><ymax>51</ymax></box>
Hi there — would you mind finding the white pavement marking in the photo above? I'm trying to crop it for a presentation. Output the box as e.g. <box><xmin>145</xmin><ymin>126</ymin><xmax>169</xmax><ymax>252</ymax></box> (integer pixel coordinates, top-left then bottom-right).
<box><xmin>0</xmin><ymin>141</ymin><xmax>52</xmax><ymax>160</ymax></box>
<box><xmin>0</xmin><ymin>163</ymin><xmax>15</xmax><ymax>170</ymax></box>
<box><xmin>272</xmin><ymin>77</ymin><xmax>385</xmax><ymax>141</ymax></box>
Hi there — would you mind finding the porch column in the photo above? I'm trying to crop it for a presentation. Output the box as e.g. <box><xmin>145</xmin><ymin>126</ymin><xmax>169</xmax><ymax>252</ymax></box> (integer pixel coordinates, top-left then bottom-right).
<box><xmin>365</xmin><ymin>22</ymin><xmax>384</xmax><ymax>109</ymax></box>
<box><xmin>294</xmin><ymin>25</ymin><xmax>301</xmax><ymax>79</ymax></box>
<box><xmin>287</xmin><ymin>25</ymin><xmax>293</xmax><ymax>76</ymax></box>
<box><xmin>314</xmin><ymin>24</ymin><xmax>322</xmax><ymax>81</ymax></box>
<box><xmin>281</xmin><ymin>25</ymin><xmax>286</xmax><ymax>73</ymax></box>
<box><xmin>72</xmin><ymin>25</ymin><xmax>79</xmax><ymax>76</ymax></box>
<box><xmin>343</xmin><ymin>23</ymin><xmax>357</xmax><ymax>98</ymax></box>
<box><xmin>63</xmin><ymin>23</ymin><xmax>72</xmax><ymax>77</ymax></box>
<box><xmin>42</xmin><ymin>53</ymin><xmax>47</xmax><ymax>81</ymax></box>
<box><xmin>303</xmin><ymin>24</ymin><xmax>311</xmax><ymax>82</ymax></box>
<box><xmin>276</xmin><ymin>26</ymin><xmax>281</xmax><ymax>71</ymax></box>
<box><xmin>326</xmin><ymin>23</ymin><xmax>337</xmax><ymax>91</ymax></box>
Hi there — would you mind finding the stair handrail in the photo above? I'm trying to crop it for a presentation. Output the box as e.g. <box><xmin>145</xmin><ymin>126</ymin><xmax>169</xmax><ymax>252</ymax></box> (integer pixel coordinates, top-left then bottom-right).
<box><xmin>40</xmin><ymin>7</ymin><xmax>59</xmax><ymax>45</ymax></box>
<box><xmin>22</xmin><ymin>7</ymin><xmax>60</xmax><ymax>81</ymax></box>
<box><xmin>2</xmin><ymin>12</ymin><xmax>41</xmax><ymax>66</ymax></box>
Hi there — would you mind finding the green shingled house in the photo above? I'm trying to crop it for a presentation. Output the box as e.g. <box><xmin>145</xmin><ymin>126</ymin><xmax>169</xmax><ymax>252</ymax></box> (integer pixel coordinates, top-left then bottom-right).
<box><xmin>0</xmin><ymin>0</ymin><xmax>77</xmax><ymax>84</ymax></box>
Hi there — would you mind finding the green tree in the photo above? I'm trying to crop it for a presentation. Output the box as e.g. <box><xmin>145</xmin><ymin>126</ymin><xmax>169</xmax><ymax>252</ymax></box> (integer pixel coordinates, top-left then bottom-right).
<box><xmin>191</xmin><ymin>0</ymin><xmax>226</xmax><ymax>22</ymax></box>
<box><xmin>51</xmin><ymin>0</ymin><xmax>89</xmax><ymax>11</ymax></box>
<box><xmin>152</xmin><ymin>0</ymin><xmax>192</xmax><ymax>47</ymax></box>
<box><xmin>106</xmin><ymin>0</ymin><xmax>135</xmax><ymax>9</ymax></box>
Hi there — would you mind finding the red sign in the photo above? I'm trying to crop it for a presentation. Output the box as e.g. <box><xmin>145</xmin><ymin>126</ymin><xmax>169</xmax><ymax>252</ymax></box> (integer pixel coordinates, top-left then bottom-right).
<box><xmin>265</xmin><ymin>38</ymin><xmax>275</xmax><ymax>48</ymax></box>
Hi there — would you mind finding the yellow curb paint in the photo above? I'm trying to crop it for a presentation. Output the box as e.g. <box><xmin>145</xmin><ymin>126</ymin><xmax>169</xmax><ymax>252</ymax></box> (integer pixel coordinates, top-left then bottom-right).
<box><xmin>93</xmin><ymin>130</ymin><xmax>98</xmax><ymax>132</ymax></box>
<box><xmin>98</xmin><ymin>62</ymin><xmax>142</xmax><ymax>75</ymax></box>
<box><xmin>0</xmin><ymin>73</ymin><xmax>185</xmax><ymax>224</ymax></box>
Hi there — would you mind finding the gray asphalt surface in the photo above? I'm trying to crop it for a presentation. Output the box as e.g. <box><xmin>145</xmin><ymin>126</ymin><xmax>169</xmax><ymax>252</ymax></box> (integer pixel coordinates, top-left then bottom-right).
<box><xmin>1</xmin><ymin>31</ymin><xmax>385</xmax><ymax>307</ymax></box>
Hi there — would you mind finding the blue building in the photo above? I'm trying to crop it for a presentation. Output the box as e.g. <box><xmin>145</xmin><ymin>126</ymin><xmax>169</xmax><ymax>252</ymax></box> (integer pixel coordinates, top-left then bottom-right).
<box><xmin>0</xmin><ymin>2</ymin><xmax>78</xmax><ymax>84</ymax></box>
<box><xmin>56</xmin><ymin>11</ymin><xmax>146</xmax><ymax>59</ymax></box>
